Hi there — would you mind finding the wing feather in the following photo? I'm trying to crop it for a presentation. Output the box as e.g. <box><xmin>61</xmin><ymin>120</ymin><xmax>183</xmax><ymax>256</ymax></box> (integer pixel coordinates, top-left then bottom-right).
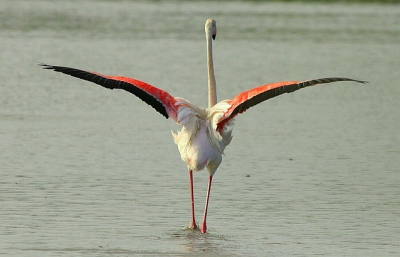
<box><xmin>217</xmin><ymin>78</ymin><xmax>367</xmax><ymax>130</ymax></box>
<box><xmin>41</xmin><ymin>64</ymin><xmax>178</xmax><ymax>120</ymax></box>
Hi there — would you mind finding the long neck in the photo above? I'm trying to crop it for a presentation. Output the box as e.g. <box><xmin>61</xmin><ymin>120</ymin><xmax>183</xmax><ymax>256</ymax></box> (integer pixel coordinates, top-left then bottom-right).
<box><xmin>206</xmin><ymin>35</ymin><xmax>217</xmax><ymax>108</ymax></box>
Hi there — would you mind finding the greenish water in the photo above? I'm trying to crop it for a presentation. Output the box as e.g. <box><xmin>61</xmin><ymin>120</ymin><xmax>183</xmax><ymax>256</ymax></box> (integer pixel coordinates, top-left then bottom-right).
<box><xmin>1</xmin><ymin>1</ymin><xmax>399</xmax><ymax>256</ymax></box>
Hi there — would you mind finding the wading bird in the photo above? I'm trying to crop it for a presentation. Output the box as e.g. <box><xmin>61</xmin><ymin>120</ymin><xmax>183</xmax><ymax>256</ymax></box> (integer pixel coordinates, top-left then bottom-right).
<box><xmin>41</xmin><ymin>19</ymin><xmax>366</xmax><ymax>233</ymax></box>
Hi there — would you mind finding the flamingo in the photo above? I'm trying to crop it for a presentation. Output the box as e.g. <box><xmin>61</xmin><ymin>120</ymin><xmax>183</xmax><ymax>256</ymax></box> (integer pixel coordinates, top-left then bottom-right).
<box><xmin>40</xmin><ymin>19</ymin><xmax>366</xmax><ymax>233</ymax></box>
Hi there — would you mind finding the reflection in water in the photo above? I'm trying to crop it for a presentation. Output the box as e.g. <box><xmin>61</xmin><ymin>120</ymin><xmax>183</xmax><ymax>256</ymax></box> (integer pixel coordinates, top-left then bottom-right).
<box><xmin>171</xmin><ymin>228</ymin><xmax>235</xmax><ymax>256</ymax></box>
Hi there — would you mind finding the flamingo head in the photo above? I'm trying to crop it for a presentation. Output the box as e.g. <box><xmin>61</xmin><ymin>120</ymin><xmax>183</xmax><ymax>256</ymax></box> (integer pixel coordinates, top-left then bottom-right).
<box><xmin>205</xmin><ymin>19</ymin><xmax>217</xmax><ymax>40</ymax></box>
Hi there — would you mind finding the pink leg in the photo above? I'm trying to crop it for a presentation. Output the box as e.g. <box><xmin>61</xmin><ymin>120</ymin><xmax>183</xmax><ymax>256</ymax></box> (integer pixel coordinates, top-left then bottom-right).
<box><xmin>201</xmin><ymin>175</ymin><xmax>213</xmax><ymax>233</ymax></box>
<box><xmin>189</xmin><ymin>170</ymin><xmax>197</xmax><ymax>230</ymax></box>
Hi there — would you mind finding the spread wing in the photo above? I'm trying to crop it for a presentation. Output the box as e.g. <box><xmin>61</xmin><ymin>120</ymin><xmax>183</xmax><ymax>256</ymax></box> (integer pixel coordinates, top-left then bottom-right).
<box><xmin>217</xmin><ymin>78</ymin><xmax>367</xmax><ymax>130</ymax></box>
<box><xmin>40</xmin><ymin>64</ymin><xmax>179</xmax><ymax>121</ymax></box>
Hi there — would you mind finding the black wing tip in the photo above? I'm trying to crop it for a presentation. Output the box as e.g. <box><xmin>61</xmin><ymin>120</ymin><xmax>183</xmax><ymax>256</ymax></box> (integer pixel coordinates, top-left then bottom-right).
<box><xmin>39</xmin><ymin>63</ymin><xmax>58</xmax><ymax>70</ymax></box>
<box><xmin>338</xmin><ymin>78</ymin><xmax>368</xmax><ymax>84</ymax></box>
<box><xmin>327</xmin><ymin>78</ymin><xmax>368</xmax><ymax>84</ymax></box>
<box><xmin>300</xmin><ymin>78</ymin><xmax>368</xmax><ymax>87</ymax></box>
<box><xmin>39</xmin><ymin>63</ymin><xmax>77</xmax><ymax>73</ymax></box>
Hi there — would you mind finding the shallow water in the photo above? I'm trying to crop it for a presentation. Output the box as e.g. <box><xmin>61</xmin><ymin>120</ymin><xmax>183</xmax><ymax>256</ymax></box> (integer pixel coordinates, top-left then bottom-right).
<box><xmin>1</xmin><ymin>1</ymin><xmax>399</xmax><ymax>256</ymax></box>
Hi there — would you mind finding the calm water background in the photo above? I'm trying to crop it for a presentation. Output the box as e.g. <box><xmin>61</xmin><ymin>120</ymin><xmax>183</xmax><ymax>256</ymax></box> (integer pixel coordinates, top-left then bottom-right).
<box><xmin>1</xmin><ymin>1</ymin><xmax>399</xmax><ymax>256</ymax></box>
